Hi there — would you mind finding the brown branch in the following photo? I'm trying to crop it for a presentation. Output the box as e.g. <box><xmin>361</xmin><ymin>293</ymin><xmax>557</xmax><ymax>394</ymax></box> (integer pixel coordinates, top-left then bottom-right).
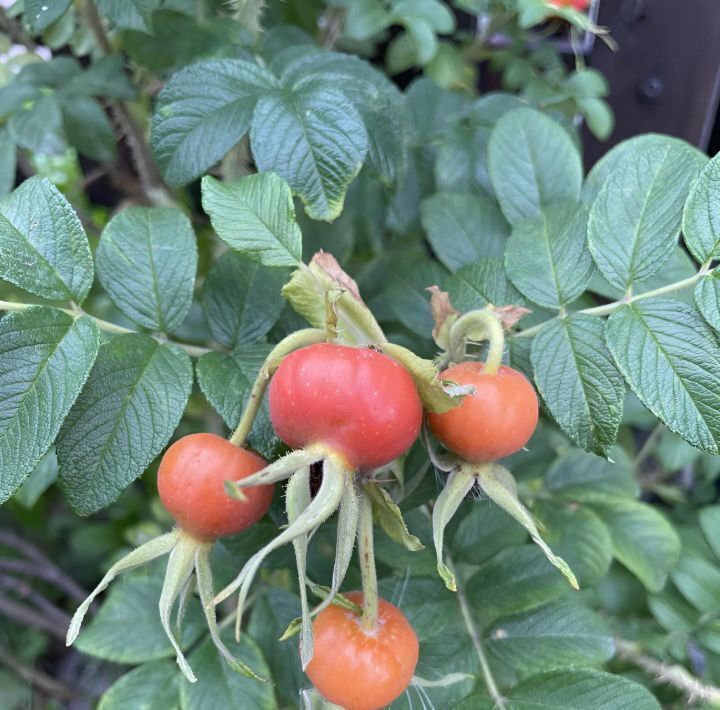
<box><xmin>83</xmin><ymin>2</ymin><xmax>175</xmax><ymax>206</ymax></box>
<box><xmin>0</xmin><ymin>531</ymin><xmax>89</xmax><ymax>602</ymax></box>
<box><xmin>0</xmin><ymin>594</ymin><xmax>67</xmax><ymax>641</ymax></box>
<box><xmin>616</xmin><ymin>638</ymin><xmax>720</xmax><ymax>705</ymax></box>
<box><xmin>0</xmin><ymin>573</ymin><xmax>71</xmax><ymax>627</ymax></box>
<box><xmin>0</xmin><ymin>645</ymin><xmax>80</xmax><ymax>702</ymax></box>
<box><xmin>0</xmin><ymin>7</ymin><xmax>36</xmax><ymax>49</ymax></box>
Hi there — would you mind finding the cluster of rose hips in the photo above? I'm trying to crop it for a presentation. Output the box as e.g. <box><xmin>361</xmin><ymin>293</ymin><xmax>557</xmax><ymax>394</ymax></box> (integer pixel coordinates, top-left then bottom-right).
<box><xmin>66</xmin><ymin>280</ymin><xmax>539</xmax><ymax>710</ymax></box>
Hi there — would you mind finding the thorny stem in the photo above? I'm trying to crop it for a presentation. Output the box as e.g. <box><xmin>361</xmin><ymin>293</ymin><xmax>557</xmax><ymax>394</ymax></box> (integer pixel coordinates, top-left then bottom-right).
<box><xmin>445</xmin><ymin>553</ymin><xmax>506</xmax><ymax>708</ymax></box>
<box><xmin>229</xmin><ymin>328</ymin><xmax>327</xmax><ymax>446</ymax></box>
<box><xmin>515</xmin><ymin>262</ymin><xmax>715</xmax><ymax>339</ymax></box>
<box><xmin>448</xmin><ymin>308</ymin><xmax>505</xmax><ymax>373</ymax></box>
<box><xmin>0</xmin><ymin>301</ymin><xmax>212</xmax><ymax>357</ymax></box>
<box><xmin>357</xmin><ymin>489</ymin><xmax>379</xmax><ymax>631</ymax></box>
<box><xmin>616</xmin><ymin>638</ymin><xmax>720</xmax><ymax>704</ymax></box>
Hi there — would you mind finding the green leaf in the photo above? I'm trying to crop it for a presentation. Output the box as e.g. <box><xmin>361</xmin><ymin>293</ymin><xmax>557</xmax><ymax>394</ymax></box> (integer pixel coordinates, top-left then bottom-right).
<box><xmin>201</xmin><ymin>252</ymin><xmax>285</xmax><ymax>348</ymax></box>
<box><xmin>281</xmin><ymin>53</ymin><xmax>408</xmax><ymax>186</ymax></box>
<box><xmin>75</xmin><ymin>575</ymin><xmax>204</xmax><ymax>663</ymax></box>
<box><xmin>12</xmin><ymin>448</ymin><xmax>58</xmax><ymax>509</ymax></box>
<box><xmin>485</xmin><ymin>600</ymin><xmax>613</xmax><ymax>680</ymax></box>
<box><xmin>96</xmin><ymin>207</ymin><xmax>197</xmax><ymax>332</ymax></box>
<box><xmin>98</xmin><ymin>660</ymin><xmax>180</xmax><ymax>710</ymax></box>
<box><xmin>682</xmin><ymin>151</ymin><xmax>720</xmax><ymax>263</ymax></box>
<box><xmin>250</xmin><ymin>82</ymin><xmax>368</xmax><ymax>220</ymax></box>
<box><xmin>57</xmin><ymin>335</ymin><xmax>193</xmax><ymax>515</ymax></box>
<box><xmin>7</xmin><ymin>95</ymin><xmax>65</xmax><ymax>155</ymax></box>
<box><xmin>24</xmin><ymin>0</ymin><xmax>73</xmax><ymax>33</ymax></box>
<box><xmin>58</xmin><ymin>94</ymin><xmax>117</xmax><ymax>162</ymax></box>
<box><xmin>447</xmin><ymin>257</ymin><xmax>525</xmax><ymax>312</ymax></box>
<box><xmin>695</xmin><ymin>268</ymin><xmax>720</xmax><ymax>331</ymax></box>
<box><xmin>531</xmin><ymin>315</ymin><xmax>625</xmax><ymax>456</ymax></box>
<box><xmin>0</xmin><ymin>308</ymin><xmax>99</xmax><ymax>504</ymax></box>
<box><xmin>196</xmin><ymin>346</ymin><xmax>276</xmax><ymax>459</ymax></box>
<box><xmin>387</xmin><ymin>257</ymin><xmax>450</xmax><ymax>336</ymax></box>
<box><xmin>434</xmin><ymin>123</ymin><xmax>492</xmax><ymax>196</ymax></box>
<box><xmin>201</xmin><ymin>173</ymin><xmax>302</xmax><ymax>267</ymax></box>
<box><xmin>543</xmin><ymin>448</ymin><xmax>638</xmax><ymax>502</ymax></box>
<box><xmin>151</xmin><ymin>59</ymin><xmax>277</xmax><ymax>187</ymax></box>
<box><xmin>700</xmin><ymin>506</ymin><xmax>720</xmax><ymax>560</ymax></box>
<box><xmin>364</xmin><ymin>482</ymin><xmax>423</xmax><ymax>551</ymax></box>
<box><xmin>405</xmin><ymin>77</ymin><xmax>471</xmax><ymax>144</ymax></box>
<box><xmin>591</xmin><ymin>498</ymin><xmax>680</xmax><ymax>592</ymax></box>
<box><xmin>345</xmin><ymin>0</ymin><xmax>391</xmax><ymax>40</ymax></box>
<box><xmin>467</xmin><ymin>545</ymin><xmax>571</xmax><ymax>626</ymax></box>
<box><xmin>421</xmin><ymin>192</ymin><xmax>509</xmax><ymax>271</ymax></box>
<box><xmin>0</xmin><ymin>127</ymin><xmax>16</xmax><ymax>198</ymax></box>
<box><xmin>66</xmin><ymin>57</ymin><xmax>137</xmax><ymax>101</ymax></box>
<box><xmin>94</xmin><ymin>0</ymin><xmax>163</xmax><ymax>32</ymax></box>
<box><xmin>505</xmin><ymin>202</ymin><xmax>593</xmax><ymax>308</ymax></box>
<box><xmin>0</xmin><ymin>176</ymin><xmax>93</xmax><ymax>302</ymax></box>
<box><xmin>587</xmin><ymin>138</ymin><xmax>705</xmax><ymax>290</ymax></box>
<box><xmin>450</xmin><ymin>502</ymin><xmax>527</xmax><ymax>566</ymax></box>
<box><xmin>488</xmin><ymin>108</ymin><xmax>582</xmax><ymax>226</ymax></box>
<box><xmin>583</xmin><ymin>133</ymin><xmax>707</xmax><ymax>206</ymax></box>
<box><xmin>507</xmin><ymin>669</ymin><xmax>660</xmax><ymax>709</ymax></box>
<box><xmin>393</xmin><ymin>0</ymin><xmax>455</xmax><ymax>33</ymax></box>
<box><xmin>606</xmin><ymin>299</ymin><xmax>720</xmax><ymax>454</ymax></box>
<box><xmin>181</xmin><ymin>629</ymin><xmax>276</xmax><ymax>709</ymax></box>
<box><xmin>577</xmin><ymin>98</ymin><xmax>614</xmax><ymax>141</ymax></box>
<box><xmin>534</xmin><ymin>502</ymin><xmax>613</xmax><ymax>586</ymax></box>
<box><xmin>671</xmin><ymin>553</ymin><xmax>720</xmax><ymax>615</ymax></box>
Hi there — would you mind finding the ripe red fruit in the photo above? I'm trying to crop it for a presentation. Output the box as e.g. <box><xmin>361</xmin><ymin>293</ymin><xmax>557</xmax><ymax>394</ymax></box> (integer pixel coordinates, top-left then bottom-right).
<box><xmin>306</xmin><ymin>592</ymin><xmax>419</xmax><ymax>710</ymax></box>
<box><xmin>268</xmin><ymin>343</ymin><xmax>423</xmax><ymax>471</ymax></box>
<box><xmin>428</xmin><ymin>362</ymin><xmax>539</xmax><ymax>462</ymax></box>
<box><xmin>157</xmin><ymin>433</ymin><xmax>273</xmax><ymax>541</ymax></box>
<box><xmin>549</xmin><ymin>0</ymin><xmax>590</xmax><ymax>10</ymax></box>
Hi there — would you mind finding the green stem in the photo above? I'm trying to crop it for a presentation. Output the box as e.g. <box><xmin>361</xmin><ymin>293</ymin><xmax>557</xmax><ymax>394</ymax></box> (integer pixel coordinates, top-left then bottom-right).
<box><xmin>448</xmin><ymin>308</ymin><xmax>505</xmax><ymax>373</ymax></box>
<box><xmin>357</xmin><ymin>488</ymin><xmax>378</xmax><ymax>631</ymax></box>
<box><xmin>446</xmin><ymin>553</ymin><xmax>506</xmax><ymax>708</ymax></box>
<box><xmin>0</xmin><ymin>300</ymin><xmax>212</xmax><ymax>358</ymax></box>
<box><xmin>516</xmin><ymin>262</ymin><xmax>714</xmax><ymax>339</ymax></box>
<box><xmin>228</xmin><ymin>328</ymin><xmax>327</xmax><ymax>447</ymax></box>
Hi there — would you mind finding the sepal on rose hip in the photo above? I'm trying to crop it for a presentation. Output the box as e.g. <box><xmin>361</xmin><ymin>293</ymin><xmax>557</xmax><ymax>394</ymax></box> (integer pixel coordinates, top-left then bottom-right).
<box><xmin>432</xmin><ymin>462</ymin><xmax>579</xmax><ymax>592</ymax></box>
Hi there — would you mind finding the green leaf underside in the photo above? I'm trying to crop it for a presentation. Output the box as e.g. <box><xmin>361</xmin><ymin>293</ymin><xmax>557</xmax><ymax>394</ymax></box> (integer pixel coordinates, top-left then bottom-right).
<box><xmin>196</xmin><ymin>346</ymin><xmax>276</xmax><ymax>459</ymax></box>
<box><xmin>488</xmin><ymin>108</ymin><xmax>582</xmax><ymax>226</ymax></box>
<box><xmin>250</xmin><ymin>83</ymin><xmax>368</xmax><ymax>221</ymax></box>
<box><xmin>201</xmin><ymin>173</ymin><xmax>302</xmax><ymax>267</ymax></box>
<box><xmin>682</xmin><ymin>150</ymin><xmax>720</xmax><ymax>262</ymax></box>
<box><xmin>201</xmin><ymin>252</ymin><xmax>286</xmax><ymax>348</ymax></box>
<box><xmin>0</xmin><ymin>308</ymin><xmax>99</xmax><ymax>504</ymax></box>
<box><xmin>531</xmin><ymin>315</ymin><xmax>624</xmax><ymax>456</ymax></box>
<box><xmin>447</xmin><ymin>257</ymin><xmax>525</xmax><ymax>312</ymax></box>
<box><xmin>485</xmin><ymin>600</ymin><xmax>614</xmax><ymax>681</ymax></box>
<box><xmin>583</xmin><ymin>133</ymin><xmax>707</xmax><ymax>206</ymax></box>
<box><xmin>96</xmin><ymin>207</ymin><xmax>197</xmax><ymax>332</ymax></box>
<box><xmin>591</xmin><ymin>498</ymin><xmax>681</xmax><ymax>592</ymax></box>
<box><xmin>151</xmin><ymin>59</ymin><xmax>278</xmax><ymax>187</ymax></box>
<box><xmin>606</xmin><ymin>299</ymin><xmax>720</xmax><ymax>454</ymax></box>
<box><xmin>0</xmin><ymin>176</ymin><xmax>93</xmax><ymax>303</ymax></box>
<box><xmin>587</xmin><ymin>138</ymin><xmax>705</xmax><ymax>290</ymax></box>
<box><xmin>695</xmin><ymin>268</ymin><xmax>720</xmax><ymax>332</ymax></box>
<box><xmin>421</xmin><ymin>192</ymin><xmax>509</xmax><ymax>271</ymax></box>
<box><xmin>507</xmin><ymin>669</ymin><xmax>660</xmax><ymax>709</ymax></box>
<box><xmin>98</xmin><ymin>660</ymin><xmax>180</xmax><ymax>710</ymax></box>
<box><xmin>57</xmin><ymin>335</ymin><xmax>193</xmax><ymax>515</ymax></box>
<box><xmin>506</xmin><ymin>202</ymin><xmax>593</xmax><ymax>309</ymax></box>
